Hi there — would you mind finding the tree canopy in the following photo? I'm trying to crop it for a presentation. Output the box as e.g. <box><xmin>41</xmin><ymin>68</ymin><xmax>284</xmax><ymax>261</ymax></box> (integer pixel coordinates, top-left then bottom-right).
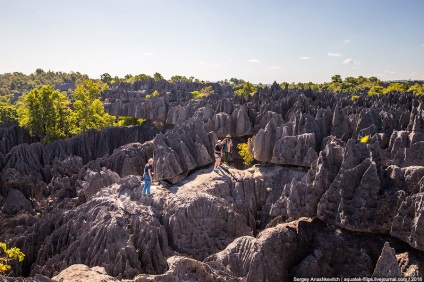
<box><xmin>0</xmin><ymin>69</ymin><xmax>88</xmax><ymax>100</ymax></box>
<box><xmin>191</xmin><ymin>86</ymin><xmax>214</xmax><ymax>99</ymax></box>
<box><xmin>1</xmin><ymin>70</ymin><xmax>424</xmax><ymax>144</ymax></box>
<box><xmin>153</xmin><ymin>72</ymin><xmax>164</xmax><ymax>81</ymax></box>
<box><xmin>17</xmin><ymin>85</ymin><xmax>73</xmax><ymax>143</ymax></box>
<box><xmin>234</xmin><ymin>82</ymin><xmax>257</xmax><ymax>98</ymax></box>
<box><xmin>72</xmin><ymin>80</ymin><xmax>115</xmax><ymax>134</ymax></box>
<box><xmin>0</xmin><ymin>242</ymin><xmax>25</xmax><ymax>275</ymax></box>
<box><xmin>0</xmin><ymin>95</ymin><xmax>17</xmax><ymax>123</ymax></box>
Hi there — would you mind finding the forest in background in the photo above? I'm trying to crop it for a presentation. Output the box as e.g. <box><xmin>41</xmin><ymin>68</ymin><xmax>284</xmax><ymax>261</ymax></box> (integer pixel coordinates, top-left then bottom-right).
<box><xmin>1</xmin><ymin>69</ymin><xmax>423</xmax><ymax>144</ymax></box>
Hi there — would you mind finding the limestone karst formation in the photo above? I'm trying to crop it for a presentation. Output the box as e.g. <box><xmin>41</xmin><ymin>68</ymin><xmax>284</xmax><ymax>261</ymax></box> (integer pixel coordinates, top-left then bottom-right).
<box><xmin>1</xmin><ymin>80</ymin><xmax>424</xmax><ymax>281</ymax></box>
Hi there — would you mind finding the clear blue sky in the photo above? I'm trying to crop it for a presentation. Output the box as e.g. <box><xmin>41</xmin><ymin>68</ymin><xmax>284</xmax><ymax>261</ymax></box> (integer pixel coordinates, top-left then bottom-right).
<box><xmin>0</xmin><ymin>0</ymin><xmax>423</xmax><ymax>83</ymax></box>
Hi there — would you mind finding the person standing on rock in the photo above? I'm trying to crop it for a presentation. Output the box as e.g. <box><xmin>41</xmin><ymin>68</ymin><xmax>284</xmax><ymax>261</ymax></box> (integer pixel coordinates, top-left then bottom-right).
<box><xmin>214</xmin><ymin>140</ymin><xmax>223</xmax><ymax>171</ymax></box>
<box><xmin>330</xmin><ymin>135</ymin><xmax>342</xmax><ymax>148</ymax></box>
<box><xmin>142</xmin><ymin>158</ymin><xmax>154</xmax><ymax>196</ymax></box>
<box><xmin>222</xmin><ymin>134</ymin><xmax>233</xmax><ymax>164</ymax></box>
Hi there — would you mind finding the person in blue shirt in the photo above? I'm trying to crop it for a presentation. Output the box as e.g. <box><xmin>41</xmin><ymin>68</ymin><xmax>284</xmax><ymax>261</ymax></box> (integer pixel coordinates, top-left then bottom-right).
<box><xmin>142</xmin><ymin>158</ymin><xmax>154</xmax><ymax>196</ymax></box>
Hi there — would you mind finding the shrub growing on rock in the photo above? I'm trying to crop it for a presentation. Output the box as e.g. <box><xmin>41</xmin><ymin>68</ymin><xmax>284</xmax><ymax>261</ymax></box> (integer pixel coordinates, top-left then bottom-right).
<box><xmin>0</xmin><ymin>242</ymin><xmax>25</xmax><ymax>274</ymax></box>
<box><xmin>237</xmin><ymin>142</ymin><xmax>254</xmax><ymax>166</ymax></box>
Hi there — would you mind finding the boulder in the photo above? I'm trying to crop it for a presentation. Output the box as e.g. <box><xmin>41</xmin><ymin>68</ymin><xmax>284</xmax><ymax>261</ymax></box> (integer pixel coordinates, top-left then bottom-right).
<box><xmin>52</xmin><ymin>264</ymin><xmax>117</xmax><ymax>282</ymax></box>
<box><xmin>2</xmin><ymin>189</ymin><xmax>32</xmax><ymax>215</ymax></box>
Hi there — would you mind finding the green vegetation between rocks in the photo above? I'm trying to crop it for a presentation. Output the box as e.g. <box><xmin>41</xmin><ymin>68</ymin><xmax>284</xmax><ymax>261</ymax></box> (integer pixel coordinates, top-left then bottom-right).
<box><xmin>16</xmin><ymin>79</ymin><xmax>115</xmax><ymax>143</ymax></box>
<box><xmin>360</xmin><ymin>135</ymin><xmax>370</xmax><ymax>143</ymax></box>
<box><xmin>237</xmin><ymin>141</ymin><xmax>254</xmax><ymax>166</ymax></box>
<box><xmin>280</xmin><ymin>75</ymin><xmax>424</xmax><ymax>97</ymax></box>
<box><xmin>0</xmin><ymin>242</ymin><xmax>25</xmax><ymax>274</ymax></box>
<box><xmin>191</xmin><ymin>86</ymin><xmax>214</xmax><ymax>99</ymax></box>
<box><xmin>1</xmin><ymin>70</ymin><xmax>423</xmax><ymax>144</ymax></box>
<box><xmin>234</xmin><ymin>82</ymin><xmax>257</xmax><ymax>98</ymax></box>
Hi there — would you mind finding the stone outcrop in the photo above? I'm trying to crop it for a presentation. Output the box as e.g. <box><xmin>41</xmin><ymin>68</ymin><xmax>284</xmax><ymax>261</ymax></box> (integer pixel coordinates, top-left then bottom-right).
<box><xmin>271</xmin><ymin>133</ymin><xmax>318</xmax><ymax>167</ymax></box>
<box><xmin>267</xmin><ymin>140</ymin><xmax>344</xmax><ymax>221</ymax></box>
<box><xmin>316</xmin><ymin>140</ymin><xmax>396</xmax><ymax>233</ymax></box>
<box><xmin>27</xmin><ymin>176</ymin><xmax>171</xmax><ymax>279</ymax></box>
<box><xmin>391</xmin><ymin>193</ymin><xmax>424</xmax><ymax>251</ymax></box>
<box><xmin>0</xmin><ymin>123</ymin><xmax>37</xmax><ymax>157</ymax></box>
<box><xmin>52</xmin><ymin>265</ymin><xmax>117</xmax><ymax>282</ymax></box>
<box><xmin>372</xmin><ymin>242</ymin><xmax>403</xmax><ymax>278</ymax></box>
<box><xmin>1</xmin><ymin>82</ymin><xmax>424</xmax><ymax>281</ymax></box>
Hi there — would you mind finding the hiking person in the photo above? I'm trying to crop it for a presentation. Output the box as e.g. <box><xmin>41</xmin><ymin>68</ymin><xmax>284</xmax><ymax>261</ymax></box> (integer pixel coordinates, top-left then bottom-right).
<box><xmin>142</xmin><ymin>158</ymin><xmax>154</xmax><ymax>196</ymax></box>
<box><xmin>330</xmin><ymin>135</ymin><xmax>337</xmax><ymax>146</ymax></box>
<box><xmin>222</xmin><ymin>134</ymin><xmax>233</xmax><ymax>163</ymax></box>
<box><xmin>330</xmin><ymin>135</ymin><xmax>345</xmax><ymax>151</ymax></box>
<box><xmin>214</xmin><ymin>140</ymin><xmax>223</xmax><ymax>171</ymax></box>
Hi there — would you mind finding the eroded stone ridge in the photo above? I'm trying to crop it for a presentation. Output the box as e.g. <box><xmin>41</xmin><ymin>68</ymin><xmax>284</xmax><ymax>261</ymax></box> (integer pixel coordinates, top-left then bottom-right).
<box><xmin>1</xmin><ymin>84</ymin><xmax>424</xmax><ymax>280</ymax></box>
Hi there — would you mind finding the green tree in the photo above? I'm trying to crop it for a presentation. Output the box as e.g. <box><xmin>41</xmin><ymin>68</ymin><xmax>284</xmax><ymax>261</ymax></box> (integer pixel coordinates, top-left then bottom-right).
<box><xmin>35</xmin><ymin>68</ymin><xmax>44</xmax><ymax>75</ymax></box>
<box><xmin>237</xmin><ymin>142</ymin><xmax>254</xmax><ymax>166</ymax></box>
<box><xmin>170</xmin><ymin>75</ymin><xmax>190</xmax><ymax>83</ymax></box>
<box><xmin>383</xmin><ymin>83</ymin><xmax>406</xmax><ymax>94</ymax></box>
<box><xmin>17</xmin><ymin>85</ymin><xmax>73</xmax><ymax>143</ymax></box>
<box><xmin>368</xmin><ymin>85</ymin><xmax>385</xmax><ymax>96</ymax></box>
<box><xmin>369</xmin><ymin>76</ymin><xmax>379</xmax><ymax>83</ymax></box>
<box><xmin>331</xmin><ymin>74</ymin><xmax>343</xmax><ymax>83</ymax></box>
<box><xmin>100</xmin><ymin>73</ymin><xmax>112</xmax><ymax>84</ymax></box>
<box><xmin>191</xmin><ymin>91</ymin><xmax>201</xmax><ymax>99</ymax></box>
<box><xmin>234</xmin><ymin>82</ymin><xmax>256</xmax><ymax>98</ymax></box>
<box><xmin>201</xmin><ymin>86</ymin><xmax>214</xmax><ymax>96</ymax></box>
<box><xmin>72</xmin><ymin>80</ymin><xmax>114</xmax><ymax>134</ymax></box>
<box><xmin>0</xmin><ymin>95</ymin><xmax>17</xmax><ymax>122</ymax></box>
<box><xmin>191</xmin><ymin>86</ymin><xmax>214</xmax><ymax>99</ymax></box>
<box><xmin>153</xmin><ymin>72</ymin><xmax>164</xmax><ymax>81</ymax></box>
<box><xmin>126</xmin><ymin>74</ymin><xmax>151</xmax><ymax>83</ymax></box>
<box><xmin>115</xmin><ymin>116</ymin><xmax>145</xmax><ymax>126</ymax></box>
<box><xmin>0</xmin><ymin>242</ymin><xmax>25</xmax><ymax>274</ymax></box>
<box><xmin>351</xmin><ymin>95</ymin><xmax>360</xmax><ymax>101</ymax></box>
<box><xmin>408</xmin><ymin>83</ymin><xmax>424</xmax><ymax>95</ymax></box>
<box><xmin>111</xmin><ymin>76</ymin><xmax>123</xmax><ymax>85</ymax></box>
<box><xmin>229</xmin><ymin>78</ymin><xmax>246</xmax><ymax>85</ymax></box>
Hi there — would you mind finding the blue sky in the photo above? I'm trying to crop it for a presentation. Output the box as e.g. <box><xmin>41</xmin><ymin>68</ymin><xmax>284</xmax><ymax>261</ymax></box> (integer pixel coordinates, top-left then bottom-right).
<box><xmin>0</xmin><ymin>0</ymin><xmax>423</xmax><ymax>83</ymax></box>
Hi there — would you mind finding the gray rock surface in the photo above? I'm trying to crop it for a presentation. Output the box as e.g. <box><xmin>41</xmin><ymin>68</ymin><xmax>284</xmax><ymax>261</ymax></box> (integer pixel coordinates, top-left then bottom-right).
<box><xmin>317</xmin><ymin>140</ymin><xmax>399</xmax><ymax>233</ymax></box>
<box><xmin>2</xmin><ymin>84</ymin><xmax>424</xmax><ymax>281</ymax></box>
<box><xmin>372</xmin><ymin>242</ymin><xmax>403</xmax><ymax>278</ymax></box>
<box><xmin>52</xmin><ymin>264</ymin><xmax>117</xmax><ymax>282</ymax></box>
<box><xmin>271</xmin><ymin>133</ymin><xmax>318</xmax><ymax>167</ymax></box>
<box><xmin>391</xmin><ymin>192</ymin><xmax>424</xmax><ymax>251</ymax></box>
<box><xmin>1</xmin><ymin>188</ymin><xmax>32</xmax><ymax>215</ymax></box>
<box><xmin>270</xmin><ymin>141</ymin><xmax>344</xmax><ymax>221</ymax></box>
